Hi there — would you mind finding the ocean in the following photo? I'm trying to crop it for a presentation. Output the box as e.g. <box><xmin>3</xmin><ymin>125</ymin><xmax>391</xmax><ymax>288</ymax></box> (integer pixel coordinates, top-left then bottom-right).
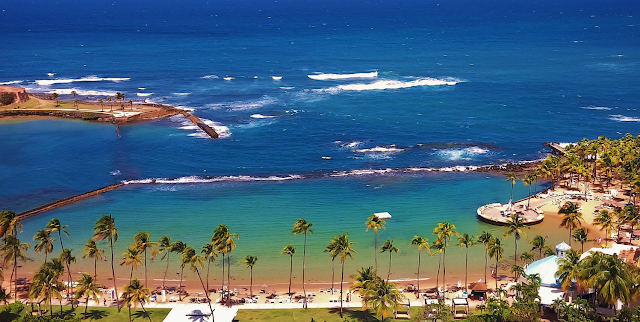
<box><xmin>0</xmin><ymin>0</ymin><xmax>638</xmax><ymax>290</ymax></box>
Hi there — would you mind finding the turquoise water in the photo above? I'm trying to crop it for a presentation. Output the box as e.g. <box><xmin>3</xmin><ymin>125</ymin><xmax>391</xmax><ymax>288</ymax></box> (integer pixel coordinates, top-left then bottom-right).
<box><xmin>0</xmin><ymin>0</ymin><xmax>638</xmax><ymax>289</ymax></box>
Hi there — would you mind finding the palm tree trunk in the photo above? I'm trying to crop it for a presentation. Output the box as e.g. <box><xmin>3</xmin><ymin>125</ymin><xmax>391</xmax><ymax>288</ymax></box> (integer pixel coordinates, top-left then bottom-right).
<box><xmin>179</xmin><ymin>265</ymin><xmax>184</xmax><ymax>301</ymax></box>
<box><xmin>13</xmin><ymin>251</ymin><xmax>18</xmax><ymax>301</ymax></box>
<box><xmin>443</xmin><ymin>247</ymin><xmax>447</xmax><ymax>294</ymax></box>
<box><xmin>416</xmin><ymin>250</ymin><xmax>421</xmax><ymax>298</ymax></box>
<box><xmin>514</xmin><ymin>240</ymin><xmax>518</xmax><ymax>265</ymax></box>
<box><xmin>250</xmin><ymin>267</ymin><xmax>253</xmax><ymax>298</ymax></box>
<box><xmin>484</xmin><ymin>248</ymin><xmax>488</xmax><ymax>283</ymax></box>
<box><xmin>140</xmin><ymin>303</ymin><xmax>153</xmax><ymax>322</ymax></box>
<box><xmin>206</xmin><ymin>259</ymin><xmax>210</xmax><ymax>292</ymax></box>
<box><xmin>221</xmin><ymin>254</ymin><xmax>225</xmax><ymax>292</ymax></box>
<box><xmin>195</xmin><ymin>267</ymin><xmax>214</xmax><ymax>318</ymax></box>
<box><xmin>130</xmin><ymin>266</ymin><xmax>134</xmax><ymax>284</ymax></box>
<box><xmin>144</xmin><ymin>249</ymin><xmax>148</xmax><ymax>290</ymax></box>
<box><xmin>340</xmin><ymin>261</ymin><xmax>345</xmax><ymax>318</ymax></box>
<box><xmin>374</xmin><ymin>232</ymin><xmax>378</xmax><ymax>271</ymax></box>
<box><xmin>465</xmin><ymin>247</ymin><xmax>469</xmax><ymax>292</ymax></box>
<box><xmin>227</xmin><ymin>249</ymin><xmax>231</xmax><ymax>308</ymax></box>
<box><xmin>163</xmin><ymin>253</ymin><xmax>169</xmax><ymax>289</ymax></box>
<box><xmin>110</xmin><ymin>235</ymin><xmax>120</xmax><ymax>312</ymax></box>
<box><xmin>495</xmin><ymin>260</ymin><xmax>499</xmax><ymax>289</ymax></box>
<box><xmin>128</xmin><ymin>305</ymin><xmax>132</xmax><ymax>322</ymax></box>
<box><xmin>84</xmin><ymin>295</ymin><xmax>89</xmax><ymax>320</ymax></box>
<box><xmin>436</xmin><ymin>253</ymin><xmax>441</xmax><ymax>297</ymax></box>
<box><xmin>331</xmin><ymin>259</ymin><xmax>335</xmax><ymax>295</ymax></box>
<box><xmin>94</xmin><ymin>258</ymin><xmax>98</xmax><ymax>281</ymax></box>
<box><xmin>387</xmin><ymin>251</ymin><xmax>392</xmax><ymax>281</ymax></box>
<box><xmin>288</xmin><ymin>255</ymin><xmax>292</xmax><ymax>295</ymax></box>
<box><xmin>302</xmin><ymin>233</ymin><xmax>307</xmax><ymax>309</ymax></box>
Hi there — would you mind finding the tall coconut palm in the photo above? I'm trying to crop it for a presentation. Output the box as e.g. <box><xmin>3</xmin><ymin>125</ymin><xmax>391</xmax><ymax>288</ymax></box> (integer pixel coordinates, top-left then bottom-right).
<box><xmin>409</xmin><ymin>235</ymin><xmax>429</xmax><ymax>297</ymax></box>
<box><xmin>350</xmin><ymin>266</ymin><xmax>379</xmax><ymax>295</ymax></box>
<box><xmin>107</xmin><ymin>96</ymin><xmax>113</xmax><ymax>112</ymax></box>
<box><xmin>115</xmin><ymin>92</ymin><xmax>125</xmax><ymax>109</ymax></box>
<box><xmin>429</xmin><ymin>239</ymin><xmax>444</xmax><ymax>296</ymax></box>
<box><xmin>73</xmin><ymin>98</ymin><xmax>79</xmax><ymax>109</ymax></box>
<box><xmin>59</xmin><ymin>249</ymin><xmax>77</xmax><ymax>307</ymax></box>
<box><xmin>506</xmin><ymin>172</ymin><xmax>518</xmax><ymax>203</ymax></box>
<box><xmin>380</xmin><ymin>239</ymin><xmax>399</xmax><ymax>281</ymax></box>
<box><xmin>324</xmin><ymin>237</ymin><xmax>339</xmax><ymax>295</ymax></box>
<box><xmin>1</xmin><ymin>234</ymin><xmax>30</xmax><ymax>299</ymax></box>
<box><xmin>530</xmin><ymin>235</ymin><xmax>546</xmax><ymax>260</ymax></box>
<box><xmin>455</xmin><ymin>233</ymin><xmax>475</xmax><ymax>292</ymax></box>
<box><xmin>93</xmin><ymin>215</ymin><xmax>120</xmax><ymax>312</ymax></box>
<box><xmin>182</xmin><ymin>246</ymin><xmax>214</xmax><ymax>318</ymax></box>
<box><xmin>523</xmin><ymin>174</ymin><xmax>536</xmax><ymax>208</ymax></box>
<box><xmin>593</xmin><ymin>210</ymin><xmax>614</xmax><ymax>247</ymax></box>
<box><xmin>510</xmin><ymin>265</ymin><xmax>525</xmax><ymax>281</ymax></box>
<box><xmin>332</xmin><ymin>233</ymin><xmax>357</xmax><ymax>318</ymax></box>
<box><xmin>555</xmin><ymin>249</ymin><xmax>583</xmax><ymax>292</ymax></box>
<box><xmin>519</xmin><ymin>252</ymin><xmax>535</xmax><ymax>265</ymax></box>
<box><xmin>201</xmin><ymin>242</ymin><xmax>217</xmax><ymax>292</ymax></box>
<box><xmin>170</xmin><ymin>241</ymin><xmax>186</xmax><ymax>297</ymax></box>
<box><xmin>0</xmin><ymin>210</ymin><xmax>21</xmax><ymax>239</ymax></box>
<box><xmin>433</xmin><ymin>221</ymin><xmax>458</xmax><ymax>294</ymax></box>
<box><xmin>98</xmin><ymin>98</ymin><xmax>104</xmax><ymax>112</ymax></box>
<box><xmin>572</xmin><ymin>228</ymin><xmax>591</xmax><ymax>253</ymax></box>
<box><xmin>503</xmin><ymin>213</ymin><xmax>528</xmax><ymax>265</ymax></box>
<box><xmin>594</xmin><ymin>254</ymin><xmax>634</xmax><ymax>313</ymax></box>
<box><xmin>46</xmin><ymin>218</ymin><xmax>71</xmax><ymax>304</ymax></box>
<box><xmin>292</xmin><ymin>218</ymin><xmax>313</xmax><ymax>309</ymax></box>
<box><xmin>477</xmin><ymin>231</ymin><xmax>495</xmax><ymax>283</ymax></box>
<box><xmin>128</xmin><ymin>99</ymin><xmax>133</xmax><ymax>111</ymax></box>
<box><xmin>241</xmin><ymin>255</ymin><xmax>258</xmax><ymax>298</ymax></box>
<box><xmin>121</xmin><ymin>279</ymin><xmax>152</xmax><ymax>322</ymax></box>
<box><xmin>488</xmin><ymin>238</ymin><xmax>505</xmax><ymax>289</ymax></box>
<box><xmin>75</xmin><ymin>273</ymin><xmax>104</xmax><ymax>320</ymax></box>
<box><xmin>83</xmin><ymin>238</ymin><xmax>104</xmax><ymax>281</ymax></box>
<box><xmin>33</xmin><ymin>229</ymin><xmax>55</xmax><ymax>263</ymax></box>
<box><xmin>213</xmin><ymin>224</ymin><xmax>239</xmax><ymax>307</ymax></box>
<box><xmin>281</xmin><ymin>244</ymin><xmax>296</xmax><ymax>295</ymax></box>
<box><xmin>133</xmin><ymin>232</ymin><xmax>158</xmax><ymax>289</ymax></box>
<box><xmin>29</xmin><ymin>262</ymin><xmax>64</xmax><ymax>317</ymax></box>
<box><xmin>362</xmin><ymin>278</ymin><xmax>405</xmax><ymax>322</ymax></box>
<box><xmin>156</xmin><ymin>236</ymin><xmax>171</xmax><ymax>289</ymax></box>
<box><xmin>52</xmin><ymin>93</ymin><xmax>60</xmax><ymax>106</ymax></box>
<box><xmin>120</xmin><ymin>247</ymin><xmax>143</xmax><ymax>284</ymax></box>
<box><xmin>558</xmin><ymin>201</ymin><xmax>584</xmax><ymax>246</ymax></box>
<box><xmin>365</xmin><ymin>214</ymin><xmax>386</xmax><ymax>271</ymax></box>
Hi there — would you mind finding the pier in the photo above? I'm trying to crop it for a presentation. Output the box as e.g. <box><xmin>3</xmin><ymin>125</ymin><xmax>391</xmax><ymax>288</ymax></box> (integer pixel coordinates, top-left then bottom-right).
<box><xmin>17</xmin><ymin>183</ymin><xmax>125</xmax><ymax>219</ymax></box>
<box><xmin>181</xmin><ymin>112</ymin><xmax>219</xmax><ymax>139</ymax></box>
<box><xmin>543</xmin><ymin>142</ymin><xmax>574</xmax><ymax>155</ymax></box>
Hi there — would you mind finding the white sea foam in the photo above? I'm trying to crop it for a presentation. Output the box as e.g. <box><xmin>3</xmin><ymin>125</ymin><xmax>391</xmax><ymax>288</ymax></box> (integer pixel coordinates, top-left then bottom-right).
<box><xmin>201</xmin><ymin>118</ymin><xmax>231</xmax><ymax>138</ymax></box>
<box><xmin>223</xmin><ymin>77</ymin><xmax>234</xmax><ymax>81</ymax></box>
<box><xmin>610</xmin><ymin>115</ymin><xmax>640</xmax><ymax>122</ymax></box>
<box><xmin>272</xmin><ymin>76</ymin><xmax>282</xmax><ymax>80</ymax></box>
<box><xmin>47</xmin><ymin>73</ymin><xmax>56</xmax><ymax>77</ymax></box>
<box><xmin>35</xmin><ymin>76</ymin><xmax>130</xmax><ymax>86</ymax></box>
<box><xmin>0</xmin><ymin>80</ymin><xmax>23</xmax><ymax>85</ymax></box>
<box><xmin>318</xmin><ymin>77</ymin><xmax>458</xmax><ymax>93</ymax></box>
<box><xmin>250</xmin><ymin>114</ymin><xmax>277</xmax><ymax>119</ymax></box>
<box><xmin>138</xmin><ymin>87</ymin><xmax>146</xmax><ymax>90</ymax></box>
<box><xmin>137</xmin><ymin>93</ymin><xmax>153</xmax><ymax>97</ymax></box>
<box><xmin>339</xmin><ymin>141</ymin><xmax>364</xmax><ymax>148</ymax></box>
<box><xmin>201</xmin><ymin>75</ymin><xmax>219</xmax><ymax>79</ymax></box>
<box><xmin>207</xmin><ymin>96</ymin><xmax>278</xmax><ymax>111</ymax></box>
<box><xmin>435</xmin><ymin>147</ymin><xmax>490</xmax><ymax>161</ymax></box>
<box><xmin>352</xmin><ymin>146</ymin><xmax>403</xmax><ymax>153</ymax></box>
<box><xmin>580</xmin><ymin>106</ymin><xmax>611</xmax><ymax>110</ymax></box>
<box><xmin>174</xmin><ymin>92</ymin><xmax>191</xmax><ymax>96</ymax></box>
<box><xmin>46</xmin><ymin>88</ymin><xmax>117</xmax><ymax>96</ymax></box>
<box><xmin>308</xmin><ymin>71</ymin><xmax>378</xmax><ymax>80</ymax></box>
<box><xmin>124</xmin><ymin>174</ymin><xmax>304</xmax><ymax>185</ymax></box>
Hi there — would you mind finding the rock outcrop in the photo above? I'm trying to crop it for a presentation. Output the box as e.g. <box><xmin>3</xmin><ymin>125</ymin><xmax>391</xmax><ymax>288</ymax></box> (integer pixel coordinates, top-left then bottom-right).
<box><xmin>0</xmin><ymin>86</ymin><xmax>29</xmax><ymax>104</ymax></box>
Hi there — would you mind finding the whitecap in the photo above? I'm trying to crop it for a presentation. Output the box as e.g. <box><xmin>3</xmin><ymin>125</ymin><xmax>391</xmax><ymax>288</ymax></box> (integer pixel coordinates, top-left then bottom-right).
<box><xmin>434</xmin><ymin>147</ymin><xmax>490</xmax><ymax>161</ymax></box>
<box><xmin>580</xmin><ymin>106</ymin><xmax>611</xmax><ymax>110</ymax></box>
<box><xmin>123</xmin><ymin>174</ymin><xmax>303</xmax><ymax>185</ymax></box>
<box><xmin>207</xmin><ymin>96</ymin><xmax>278</xmax><ymax>111</ymax></box>
<box><xmin>137</xmin><ymin>93</ymin><xmax>153</xmax><ymax>97</ymax></box>
<box><xmin>353</xmin><ymin>146</ymin><xmax>403</xmax><ymax>153</ymax></box>
<box><xmin>610</xmin><ymin>115</ymin><xmax>640</xmax><ymax>122</ymax></box>
<box><xmin>201</xmin><ymin>118</ymin><xmax>231</xmax><ymax>139</ymax></box>
<box><xmin>319</xmin><ymin>77</ymin><xmax>458</xmax><ymax>93</ymax></box>
<box><xmin>308</xmin><ymin>71</ymin><xmax>378</xmax><ymax>80</ymax></box>
<box><xmin>340</xmin><ymin>141</ymin><xmax>364</xmax><ymax>148</ymax></box>
<box><xmin>0</xmin><ymin>80</ymin><xmax>23</xmax><ymax>85</ymax></box>
<box><xmin>35</xmin><ymin>76</ymin><xmax>130</xmax><ymax>86</ymax></box>
<box><xmin>47</xmin><ymin>73</ymin><xmax>56</xmax><ymax>77</ymax></box>
<box><xmin>250</xmin><ymin>114</ymin><xmax>277</xmax><ymax>119</ymax></box>
<box><xmin>138</xmin><ymin>87</ymin><xmax>146</xmax><ymax>90</ymax></box>
<box><xmin>46</xmin><ymin>88</ymin><xmax>117</xmax><ymax>96</ymax></box>
<box><xmin>272</xmin><ymin>76</ymin><xmax>282</xmax><ymax>80</ymax></box>
<box><xmin>223</xmin><ymin>77</ymin><xmax>234</xmax><ymax>81</ymax></box>
<box><xmin>174</xmin><ymin>92</ymin><xmax>191</xmax><ymax>96</ymax></box>
<box><xmin>201</xmin><ymin>75</ymin><xmax>219</xmax><ymax>79</ymax></box>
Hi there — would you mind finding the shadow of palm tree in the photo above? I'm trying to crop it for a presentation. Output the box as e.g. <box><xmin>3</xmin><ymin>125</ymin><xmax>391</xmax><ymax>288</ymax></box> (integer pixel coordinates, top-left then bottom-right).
<box><xmin>326</xmin><ymin>308</ymin><xmax>372</xmax><ymax>321</ymax></box>
<box><xmin>85</xmin><ymin>309</ymin><xmax>109</xmax><ymax>320</ymax></box>
<box><xmin>132</xmin><ymin>310</ymin><xmax>154</xmax><ymax>321</ymax></box>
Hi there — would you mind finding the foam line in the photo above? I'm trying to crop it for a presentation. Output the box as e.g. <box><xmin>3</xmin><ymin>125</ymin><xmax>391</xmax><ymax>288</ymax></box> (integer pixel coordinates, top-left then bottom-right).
<box><xmin>308</xmin><ymin>71</ymin><xmax>378</xmax><ymax>80</ymax></box>
<box><xmin>35</xmin><ymin>76</ymin><xmax>130</xmax><ymax>86</ymax></box>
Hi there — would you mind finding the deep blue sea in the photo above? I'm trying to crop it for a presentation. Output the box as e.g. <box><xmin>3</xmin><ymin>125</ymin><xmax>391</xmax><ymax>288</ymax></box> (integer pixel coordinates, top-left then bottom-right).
<box><xmin>0</xmin><ymin>0</ymin><xmax>639</xmax><ymax>289</ymax></box>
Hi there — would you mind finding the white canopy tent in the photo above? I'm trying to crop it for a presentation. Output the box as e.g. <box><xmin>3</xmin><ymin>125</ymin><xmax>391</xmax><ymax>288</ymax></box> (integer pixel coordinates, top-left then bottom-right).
<box><xmin>374</xmin><ymin>212</ymin><xmax>392</xmax><ymax>219</ymax></box>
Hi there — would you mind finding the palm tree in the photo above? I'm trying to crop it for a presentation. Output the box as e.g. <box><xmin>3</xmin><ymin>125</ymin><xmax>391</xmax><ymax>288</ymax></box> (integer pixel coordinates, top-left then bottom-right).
<box><xmin>572</xmin><ymin>228</ymin><xmax>591</xmax><ymax>253</ymax></box>
<box><xmin>93</xmin><ymin>215</ymin><xmax>120</xmax><ymax>312</ymax></box>
<box><xmin>73</xmin><ymin>98</ymin><xmax>79</xmax><ymax>110</ymax></box>
<box><xmin>157</xmin><ymin>236</ymin><xmax>171</xmax><ymax>289</ymax></box>
<box><xmin>409</xmin><ymin>235</ymin><xmax>429</xmax><ymax>297</ymax></box>
<box><xmin>46</xmin><ymin>218</ymin><xmax>71</xmax><ymax>303</ymax></box>
<box><xmin>488</xmin><ymin>238</ymin><xmax>505</xmax><ymax>289</ymax></box>
<box><xmin>429</xmin><ymin>239</ymin><xmax>444</xmax><ymax>297</ymax></box>
<box><xmin>523</xmin><ymin>174</ymin><xmax>536</xmax><ymax>208</ymax></box>
<box><xmin>324</xmin><ymin>237</ymin><xmax>339</xmax><ymax>295</ymax></box>
<box><xmin>133</xmin><ymin>232</ymin><xmax>158</xmax><ymax>289</ymax></box>
<box><xmin>201</xmin><ymin>242</ymin><xmax>217</xmax><ymax>292</ymax></box>
<box><xmin>98</xmin><ymin>98</ymin><xmax>104</xmax><ymax>112</ymax></box>
<box><xmin>182</xmin><ymin>246</ymin><xmax>214</xmax><ymax>318</ymax></box>
<box><xmin>0</xmin><ymin>210</ymin><xmax>22</xmax><ymax>239</ymax></box>
<box><xmin>362</xmin><ymin>278</ymin><xmax>405</xmax><ymax>322</ymax></box>
<box><xmin>365</xmin><ymin>214</ymin><xmax>386</xmax><ymax>271</ymax></box>
<box><xmin>477</xmin><ymin>231</ymin><xmax>495</xmax><ymax>283</ymax></box>
<box><xmin>128</xmin><ymin>99</ymin><xmax>133</xmax><ymax>111</ymax></box>
<box><xmin>83</xmin><ymin>238</ymin><xmax>104</xmax><ymax>281</ymax></box>
<box><xmin>332</xmin><ymin>233</ymin><xmax>357</xmax><ymax>318</ymax></box>
<box><xmin>593</xmin><ymin>210</ymin><xmax>614</xmax><ymax>247</ymax></box>
<box><xmin>107</xmin><ymin>96</ymin><xmax>113</xmax><ymax>112</ymax></box>
<box><xmin>433</xmin><ymin>221</ymin><xmax>458</xmax><ymax>294</ymax></box>
<box><xmin>52</xmin><ymin>93</ymin><xmax>60</xmax><ymax>106</ymax></box>
<box><xmin>380</xmin><ymin>239</ymin><xmax>399</xmax><ymax>281</ymax></box>
<box><xmin>33</xmin><ymin>229</ymin><xmax>55</xmax><ymax>263</ymax></box>
<box><xmin>0</xmin><ymin>287</ymin><xmax>9</xmax><ymax>308</ymax></box>
<box><xmin>510</xmin><ymin>264</ymin><xmax>525</xmax><ymax>282</ymax></box>
<box><xmin>519</xmin><ymin>252</ymin><xmax>535</xmax><ymax>265</ymax></box>
<box><xmin>1</xmin><ymin>234</ymin><xmax>30</xmax><ymax>299</ymax></box>
<box><xmin>59</xmin><ymin>249</ymin><xmax>77</xmax><ymax>307</ymax></box>
<box><xmin>29</xmin><ymin>263</ymin><xmax>64</xmax><ymax>317</ymax></box>
<box><xmin>281</xmin><ymin>244</ymin><xmax>296</xmax><ymax>295</ymax></box>
<box><xmin>593</xmin><ymin>253</ymin><xmax>634</xmax><ymax>313</ymax></box>
<box><xmin>503</xmin><ymin>213</ymin><xmax>528</xmax><ymax>265</ymax></box>
<box><xmin>350</xmin><ymin>266</ymin><xmax>379</xmax><ymax>295</ymax></box>
<box><xmin>455</xmin><ymin>233</ymin><xmax>475</xmax><ymax>292</ymax></box>
<box><xmin>213</xmin><ymin>224</ymin><xmax>239</xmax><ymax>307</ymax></box>
<box><xmin>121</xmin><ymin>279</ymin><xmax>152</xmax><ymax>322</ymax></box>
<box><xmin>120</xmin><ymin>247</ymin><xmax>143</xmax><ymax>283</ymax></box>
<box><xmin>71</xmin><ymin>90</ymin><xmax>77</xmax><ymax>99</ymax></box>
<box><xmin>558</xmin><ymin>201</ymin><xmax>584</xmax><ymax>246</ymax></box>
<box><xmin>241</xmin><ymin>255</ymin><xmax>258</xmax><ymax>298</ymax></box>
<box><xmin>292</xmin><ymin>218</ymin><xmax>313</xmax><ymax>308</ymax></box>
<box><xmin>170</xmin><ymin>241</ymin><xmax>186</xmax><ymax>296</ymax></box>
<box><xmin>75</xmin><ymin>273</ymin><xmax>104</xmax><ymax>320</ymax></box>
<box><xmin>506</xmin><ymin>172</ymin><xmax>518</xmax><ymax>203</ymax></box>
<box><xmin>115</xmin><ymin>92</ymin><xmax>125</xmax><ymax>110</ymax></box>
<box><xmin>555</xmin><ymin>249</ymin><xmax>583</xmax><ymax>292</ymax></box>
<box><xmin>530</xmin><ymin>235</ymin><xmax>546</xmax><ymax>259</ymax></box>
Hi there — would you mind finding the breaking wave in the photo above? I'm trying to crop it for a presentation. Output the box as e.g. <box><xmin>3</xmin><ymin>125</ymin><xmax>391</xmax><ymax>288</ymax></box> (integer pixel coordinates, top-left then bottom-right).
<box><xmin>610</xmin><ymin>115</ymin><xmax>640</xmax><ymax>122</ymax></box>
<box><xmin>434</xmin><ymin>147</ymin><xmax>490</xmax><ymax>161</ymax></box>
<box><xmin>43</xmin><ymin>88</ymin><xmax>117</xmax><ymax>96</ymax></box>
<box><xmin>174</xmin><ymin>92</ymin><xmax>191</xmax><ymax>96</ymax></box>
<box><xmin>352</xmin><ymin>146</ymin><xmax>403</xmax><ymax>153</ymax></box>
<box><xmin>0</xmin><ymin>80</ymin><xmax>24</xmax><ymax>85</ymax></box>
<box><xmin>250</xmin><ymin>114</ymin><xmax>277</xmax><ymax>119</ymax></box>
<box><xmin>124</xmin><ymin>175</ymin><xmax>304</xmax><ymax>185</ymax></box>
<box><xmin>207</xmin><ymin>96</ymin><xmax>278</xmax><ymax>111</ymax></box>
<box><xmin>35</xmin><ymin>76</ymin><xmax>130</xmax><ymax>86</ymax></box>
<box><xmin>317</xmin><ymin>77</ymin><xmax>459</xmax><ymax>93</ymax></box>
<box><xmin>580</xmin><ymin>106</ymin><xmax>611</xmax><ymax>110</ymax></box>
<box><xmin>137</xmin><ymin>93</ymin><xmax>153</xmax><ymax>97</ymax></box>
<box><xmin>201</xmin><ymin>75</ymin><xmax>219</xmax><ymax>79</ymax></box>
<box><xmin>308</xmin><ymin>71</ymin><xmax>378</xmax><ymax>80</ymax></box>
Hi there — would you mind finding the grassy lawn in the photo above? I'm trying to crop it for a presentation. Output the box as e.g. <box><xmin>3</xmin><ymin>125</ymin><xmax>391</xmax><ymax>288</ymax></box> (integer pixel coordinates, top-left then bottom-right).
<box><xmin>0</xmin><ymin>304</ymin><xmax>171</xmax><ymax>322</ymax></box>
<box><xmin>235</xmin><ymin>307</ymin><xmax>425</xmax><ymax>321</ymax></box>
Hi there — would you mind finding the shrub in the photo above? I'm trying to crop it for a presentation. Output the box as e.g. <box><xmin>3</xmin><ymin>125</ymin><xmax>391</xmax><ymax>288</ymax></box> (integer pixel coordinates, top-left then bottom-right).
<box><xmin>0</xmin><ymin>93</ymin><xmax>15</xmax><ymax>105</ymax></box>
<box><xmin>8</xmin><ymin>301</ymin><xmax>24</xmax><ymax>314</ymax></box>
<box><xmin>82</xmin><ymin>113</ymin><xmax>100</xmax><ymax>120</ymax></box>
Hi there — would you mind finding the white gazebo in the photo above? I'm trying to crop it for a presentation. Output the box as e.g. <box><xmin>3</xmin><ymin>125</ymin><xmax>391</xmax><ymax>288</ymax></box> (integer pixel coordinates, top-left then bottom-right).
<box><xmin>374</xmin><ymin>212</ymin><xmax>392</xmax><ymax>219</ymax></box>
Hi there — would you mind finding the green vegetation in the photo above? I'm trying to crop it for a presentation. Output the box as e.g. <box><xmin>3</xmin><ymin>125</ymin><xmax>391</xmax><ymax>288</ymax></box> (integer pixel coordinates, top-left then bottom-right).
<box><xmin>1</xmin><ymin>93</ymin><xmax>16</xmax><ymax>105</ymax></box>
<box><xmin>0</xmin><ymin>304</ymin><xmax>170</xmax><ymax>322</ymax></box>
